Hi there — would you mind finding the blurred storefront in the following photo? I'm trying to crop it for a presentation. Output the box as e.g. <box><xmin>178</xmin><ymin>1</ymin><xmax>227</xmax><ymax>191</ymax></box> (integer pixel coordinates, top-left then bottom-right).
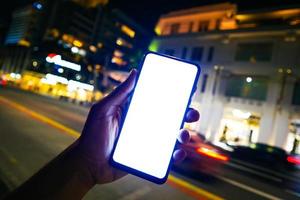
<box><xmin>218</xmin><ymin>108</ymin><xmax>260</xmax><ymax>146</ymax></box>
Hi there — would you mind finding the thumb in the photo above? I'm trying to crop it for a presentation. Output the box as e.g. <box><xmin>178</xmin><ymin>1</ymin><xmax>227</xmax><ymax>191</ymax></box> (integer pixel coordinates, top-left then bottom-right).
<box><xmin>105</xmin><ymin>69</ymin><xmax>137</xmax><ymax>106</ymax></box>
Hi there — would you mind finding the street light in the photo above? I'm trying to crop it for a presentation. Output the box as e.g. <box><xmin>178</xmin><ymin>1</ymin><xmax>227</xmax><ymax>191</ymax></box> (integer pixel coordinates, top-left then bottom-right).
<box><xmin>246</xmin><ymin>77</ymin><xmax>252</xmax><ymax>83</ymax></box>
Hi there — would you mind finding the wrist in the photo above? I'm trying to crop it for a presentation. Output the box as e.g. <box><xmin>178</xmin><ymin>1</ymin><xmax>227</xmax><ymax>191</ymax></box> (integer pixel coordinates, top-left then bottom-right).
<box><xmin>68</xmin><ymin>141</ymin><xmax>97</xmax><ymax>189</ymax></box>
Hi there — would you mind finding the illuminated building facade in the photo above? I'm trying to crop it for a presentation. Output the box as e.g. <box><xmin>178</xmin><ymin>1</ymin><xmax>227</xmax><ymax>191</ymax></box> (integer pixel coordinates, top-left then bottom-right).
<box><xmin>151</xmin><ymin>3</ymin><xmax>300</xmax><ymax>152</ymax></box>
<box><xmin>0</xmin><ymin>0</ymin><xmax>150</xmax><ymax>100</ymax></box>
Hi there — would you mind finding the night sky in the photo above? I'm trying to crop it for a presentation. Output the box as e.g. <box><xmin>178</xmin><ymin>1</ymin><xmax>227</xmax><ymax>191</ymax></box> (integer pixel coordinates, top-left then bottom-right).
<box><xmin>111</xmin><ymin>0</ymin><xmax>300</xmax><ymax>32</ymax></box>
<box><xmin>0</xmin><ymin>0</ymin><xmax>299</xmax><ymax>33</ymax></box>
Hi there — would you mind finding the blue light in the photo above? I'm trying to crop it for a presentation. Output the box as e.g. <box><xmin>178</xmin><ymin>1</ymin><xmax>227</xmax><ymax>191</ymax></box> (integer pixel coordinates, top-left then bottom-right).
<box><xmin>33</xmin><ymin>2</ymin><xmax>43</xmax><ymax>10</ymax></box>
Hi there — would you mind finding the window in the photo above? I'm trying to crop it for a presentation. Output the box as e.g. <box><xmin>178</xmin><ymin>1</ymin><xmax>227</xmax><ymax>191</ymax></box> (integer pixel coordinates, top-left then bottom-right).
<box><xmin>198</xmin><ymin>21</ymin><xmax>209</xmax><ymax>32</ymax></box>
<box><xmin>215</xmin><ymin>19</ymin><xmax>221</xmax><ymax>30</ymax></box>
<box><xmin>225</xmin><ymin>75</ymin><xmax>268</xmax><ymax>100</ymax></box>
<box><xmin>292</xmin><ymin>81</ymin><xmax>300</xmax><ymax>105</ymax></box>
<box><xmin>207</xmin><ymin>46</ymin><xmax>214</xmax><ymax>62</ymax></box>
<box><xmin>235</xmin><ymin>43</ymin><xmax>273</xmax><ymax>62</ymax></box>
<box><xmin>182</xmin><ymin>47</ymin><xmax>187</xmax><ymax>59</ymax></box>
<box><xmin>191</xmin><ymin>47</ymin><xmax>203</xmax><ymax>61</ymax></box>
<box><xmin>188</xmin><ymin>21</ymin><xmax>194</xmax><ymax>32</ymax></box>
<box><xmin>201</xmin><ymin>74</ymin><xmax>208</xmax><ymax>93</ymax></box>
<box><xmin>170</xmin><ymin>23</ymin><xmax>180</xmax><ymax>34</ymax></box>
<box><xmin>164</xmin><ymin>49</ymin><xmax>175</xmax><ymax>56</ymax></box>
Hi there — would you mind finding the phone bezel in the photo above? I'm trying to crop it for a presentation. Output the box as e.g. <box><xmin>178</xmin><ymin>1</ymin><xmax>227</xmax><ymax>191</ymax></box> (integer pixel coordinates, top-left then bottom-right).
<box><xmin>110</xmin><ymin>51</ymin><xmax>201</xmax><ymax>184</ymax></box>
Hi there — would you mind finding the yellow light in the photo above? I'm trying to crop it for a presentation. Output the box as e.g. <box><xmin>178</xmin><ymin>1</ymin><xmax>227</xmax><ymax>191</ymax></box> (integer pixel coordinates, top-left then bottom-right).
<box><xmin>113</xmin><ymin>50</ymin><xmax>123</xmax><ymax>57</ymax></box>
<box><xmin>111</xmin><ymin>56</ymin><xmax>126</xmax><ymax>66</ymax></box>
<box><xmin>18</xmin><ymin>39</ymin><xmax>30</xmax><ymax>47</ymax></box>
<box><xmin>287</xmin><ymin>69</ymin><xmax>292</xmax><ymax>74</ymax></box>
<box><xmin>73</xmin><ymin>40</ymin><xmax>83</xmax><ymax>47</ymax></box>
<box><xmin>154</xmin><ymin>26</ymin><xmax>161</xmax><ymax>35</ymax></box>
<box><xmin>89</xmin><ymin>45</ymin><xmax>97</xmax><ymax>52</ymax></box>
<box><xmin>116</xmin><ymin>38</ymin><xmax>132</xmax><ymax>48</ymax></box>
<box><xmin>50</xmin><ymin>28</ymin><xmax>60</xmax><ymax>38</ymax></box>
<box><xmin>62</xmin><ymin>34</ymin><xmax>74</xmax><ymax>43</ymax></box>
<box><xmin>290</xmin><ymin>19</ymin><xmax>300</xmax><ymax>25</ymax></box>
<box><xmin>95</xmin><ymin>64</ymin><xmax>101</xmax><ymax>70</ymax></box>
<box><xmin>121</xmin><ymin>25</ymin><xmax>135</xmax><ymax>38</ymax></box>
<box><xmin>32</xmin><ymin>61</ymin><xmax>38</xmax><ymax>67</ymax></box>
<box><xmin>87</xmin><ymin>65</ymin><xmax>93</xmax><ymax>72</ymax></box>
<box><xmin>62</xmin><ymin>34</ymin><xmax>68</xmax><ymax>41</ymax></box>
<box><xmin>97</xmin><ymin>42</ymin><xmax>103</xmax><ymax>48</ymax></box>
<box><xmin>116</xmin><ymin>38</ymin><xmax>123</xmax><ymax>46</ymax></box>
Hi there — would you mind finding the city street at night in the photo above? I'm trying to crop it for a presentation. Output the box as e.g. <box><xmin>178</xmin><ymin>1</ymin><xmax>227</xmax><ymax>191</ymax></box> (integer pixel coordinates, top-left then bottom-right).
<box><xmin>0</xmin><ymin>1</ymin><xmax>300</xmax><ymax>198</ymax></box>
<box><xmin>0</xmin><ymin>87</ymin><xmax>299</xmax><ymax>200</ymax></box>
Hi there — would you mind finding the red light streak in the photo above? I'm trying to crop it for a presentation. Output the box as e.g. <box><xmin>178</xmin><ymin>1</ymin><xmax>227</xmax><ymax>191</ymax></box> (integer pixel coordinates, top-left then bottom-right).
<box><xmin>287</xmin><ymin>156</ymin><xmax>300</xmax><ymax>165</ymax></box>
<box><xmin>196</xmin><ymin>147</ymin><xmax>229</xmax><ymax>161</ymax></box>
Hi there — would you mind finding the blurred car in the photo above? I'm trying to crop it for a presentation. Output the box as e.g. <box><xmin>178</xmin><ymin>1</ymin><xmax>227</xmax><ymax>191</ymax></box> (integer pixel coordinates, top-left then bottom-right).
<box><xmin>174</xmin><ymin>131</ymin><xmax>230</xmax><ymax>176</ymax></box>
<box><xmin>230</xmin><ymin>143</ymin><xmax>300</xmax><ymax>171</ymax></box>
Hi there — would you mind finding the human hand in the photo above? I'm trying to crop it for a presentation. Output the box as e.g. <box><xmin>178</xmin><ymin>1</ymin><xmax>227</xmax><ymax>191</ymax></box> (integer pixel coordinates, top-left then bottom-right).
<box><xmin>77</xmin><ymin>69</ymin><xmax>200</xmax><ymax>184</ymax></box>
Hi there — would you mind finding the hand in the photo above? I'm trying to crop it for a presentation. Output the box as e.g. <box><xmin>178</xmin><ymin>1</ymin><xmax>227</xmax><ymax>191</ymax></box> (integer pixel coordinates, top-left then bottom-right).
<box><xmin>77</xmin><ymin>69</ymin><xmax>200</xmax><ymax>184</ymax></box>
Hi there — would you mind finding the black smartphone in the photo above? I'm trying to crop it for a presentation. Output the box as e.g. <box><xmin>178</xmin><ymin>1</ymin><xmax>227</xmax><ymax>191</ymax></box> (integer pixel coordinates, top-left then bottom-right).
<box><xmin>111</xmin><ymin>52</ymin><xmax>200</xmax><ymax>184</ymax></box>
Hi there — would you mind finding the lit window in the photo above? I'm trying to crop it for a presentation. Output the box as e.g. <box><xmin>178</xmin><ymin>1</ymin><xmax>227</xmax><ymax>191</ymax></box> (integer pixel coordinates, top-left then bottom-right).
<box><xmin>114</xmin><ymin>50</ymin><xmax>124</xmax><ymax>57</ymax></box>
<box><xmin>170</xmin><ymin>23</ymin><xmax>180</xmax><ymax>34</ymax></box>
<box><xmin>188</xmin><ymin>22</ymin><xmax>194</xmax><ymax>32</ymax></box>
<box><xmin>111</xmin><ymin>57</ymin><xmax>127</xmax><ymax>66</ymax></box>
<box><xmin>225</xmin><ymin>75</ymin><xmax>268</xmax><ymax>100</ymax></box>
<box><xmin>121</xmin><ymin>25</ymin><xmax>135</xmax><ymax>38</ymax></box>
<box><xmin>116</xmin><ymin>38</ymin><xmax>132</xmax><ymax>48</ymax></box>
<box><xmin>73</xmin><ymin>40</ymin><xmax>83</xmax><ymax>48</ymax></box>
<box><xmin>207</xmin><ymin>46</ymin><xmax>214</xmax><ymax>62</ymax></box>
<box><xmin>89</xmin><ymin>45</ymin><xmax>97</xmax><ymax>52</ymax></box>
<box><xmin>235</xmin><ymin>43</ymin><xmax>273</xmax><ymax>62</ymax></box>
<box><xmin>62</xmin><ymin>34</ymin><xmax>74</xmax><ymax>43</ymax></box>
<box><xmin>18</xmin><ymin>39</ymin><xmax>30</xmax><ymax>47</ymax></box>
<box><xmin>198</xmin><ymin>21</ymin><xmax>209</xmax><ymax>32</ymax></box>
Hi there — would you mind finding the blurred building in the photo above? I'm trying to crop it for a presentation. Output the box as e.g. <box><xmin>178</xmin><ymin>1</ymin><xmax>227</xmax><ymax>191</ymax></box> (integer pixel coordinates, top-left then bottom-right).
<box><xmin>0</xmin><ymin>0</ymin><xmax>150</xmax><ymax>101</ymax></box>
<box><xmin>151</xmin><ymin>3</ymin><xmax>300</xmax><ymax>152</ymax></box>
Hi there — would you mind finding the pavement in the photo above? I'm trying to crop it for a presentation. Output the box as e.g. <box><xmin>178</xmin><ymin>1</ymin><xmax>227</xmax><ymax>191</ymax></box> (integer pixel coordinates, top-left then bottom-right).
<box><xmin>0</xmin><ymin>86</ymin><xmax>299</xmax><ymax>200</ymax></box>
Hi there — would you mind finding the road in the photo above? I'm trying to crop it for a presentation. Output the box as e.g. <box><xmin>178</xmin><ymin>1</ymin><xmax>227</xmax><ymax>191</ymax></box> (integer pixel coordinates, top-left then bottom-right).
<box><xmin>0</xmin><ymin>87</ymin><xmax>299</xmax><ymax>200</ymax></box>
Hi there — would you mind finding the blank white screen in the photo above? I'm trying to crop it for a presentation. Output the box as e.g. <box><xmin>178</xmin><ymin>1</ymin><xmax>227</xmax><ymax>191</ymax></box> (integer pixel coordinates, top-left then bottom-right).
<box><xmin>113</xmin><ymin>53</ymin><xmax>198</xmax><ymax>179</ymax></box>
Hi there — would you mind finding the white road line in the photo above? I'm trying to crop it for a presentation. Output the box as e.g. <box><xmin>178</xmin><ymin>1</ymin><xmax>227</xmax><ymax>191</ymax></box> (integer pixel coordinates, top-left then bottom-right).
<box><xmin>285</xmin><ymin>189</ymin><xmax>300</xmax><ymax>197</ymax></box>
<box><xmin>217</xmin><ymin>176</ymin><xmax>282</xmax><ymax>200</ymax></box>
<box><xmin>230</xmin><ymin>159</ymin><xmax>300</xmax><ymax>183</ymax></box>
<box><xmin>226</xmin><ymin>162</ymin><xmax>282</xmax><ymax>182</ymax></box>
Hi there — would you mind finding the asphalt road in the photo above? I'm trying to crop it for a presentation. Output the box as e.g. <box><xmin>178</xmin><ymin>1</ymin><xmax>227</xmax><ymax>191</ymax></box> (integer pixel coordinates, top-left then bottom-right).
<box><xmin>0</xmin><ymin>87</ymin><xmax>299</xmax><ymax>200</ymax></box>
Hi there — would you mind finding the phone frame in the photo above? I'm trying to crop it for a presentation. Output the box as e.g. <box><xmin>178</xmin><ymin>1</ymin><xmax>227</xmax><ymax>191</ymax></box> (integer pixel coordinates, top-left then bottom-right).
<box><xmin>110</xmin><ymin>51</ymin><xmax>201</xmax><ymax>184</ymax></box>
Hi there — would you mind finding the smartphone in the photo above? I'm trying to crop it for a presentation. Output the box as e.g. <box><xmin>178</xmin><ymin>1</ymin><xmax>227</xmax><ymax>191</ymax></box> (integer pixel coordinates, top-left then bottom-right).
<box><xmin>111</xmin><ymin>52</ymin><xmax>200</xmax><ymax>184</ymax></box>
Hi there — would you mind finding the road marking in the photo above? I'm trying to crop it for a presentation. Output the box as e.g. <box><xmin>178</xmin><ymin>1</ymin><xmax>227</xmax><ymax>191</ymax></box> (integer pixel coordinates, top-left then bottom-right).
<box><xmin>0</xmin><ymin>147</ymin><xmax>23</xmax><ymax>190</ymax></box>
<box><xmin>285</xmin><ymin>189</ymin><xmax>300</xmax><ymax>197</ymax></box>
<box><xmin>230</xmin><ymin>158</ymin><xmax>300</xmax><ymax>183</ymax></box>
<box><xmin>226</xmin><ymin>162</ymin><xmax>282</xmax><ymax>182</ymax></box>
<box><xmin>0</xmin><ymin>95</ymin><xmax>80</xmax><ymax>138</ymax></box>
<box><xmin>168</xmin><ymin>175</ymin><xmax>224</xmax><ymax>200</ymax></box>
<box><xmin>217</xmin><ymin>176</ymin><xmax>282</xmax><ymax>200</ymax></box>
<box><xmin>0</xmin><ymin>95</ymin><xmax>224</xmax><ymax>200</ymax></box>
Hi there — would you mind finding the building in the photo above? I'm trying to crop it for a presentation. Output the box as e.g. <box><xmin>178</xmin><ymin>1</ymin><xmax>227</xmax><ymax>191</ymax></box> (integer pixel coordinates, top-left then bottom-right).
<box><xmin>0</xmin><ymin>0</ymin><xmax>150</xmax><ymax>101</ymax></box>
<box><xmin>151</xmin><ymin>3</ymin><xmax>300</xmax><ymax>153</ymax></box>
